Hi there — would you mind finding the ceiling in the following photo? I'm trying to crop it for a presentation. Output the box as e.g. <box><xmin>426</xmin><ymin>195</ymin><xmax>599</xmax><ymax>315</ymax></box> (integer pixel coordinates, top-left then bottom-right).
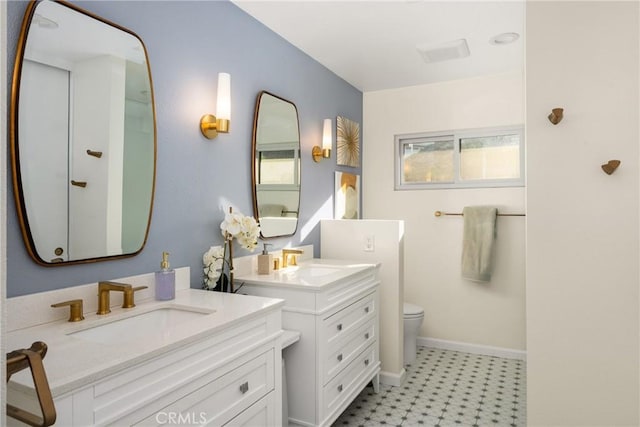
<box><xmin>232</xmin><ymin>1</ymin><xmax>525</xmax><ymax>92</ymax></box>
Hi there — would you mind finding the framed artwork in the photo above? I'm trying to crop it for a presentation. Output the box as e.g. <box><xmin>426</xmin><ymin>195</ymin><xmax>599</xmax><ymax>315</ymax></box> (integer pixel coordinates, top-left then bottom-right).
<box><xmin>334</xmin><ymin>172</ymin><xmax>360</xmax><ymax>219</ymax></box>
<box><xmin>336</xmin><ymin>116</ymin><xmax>360</xmax><ymax>167</ymax></box>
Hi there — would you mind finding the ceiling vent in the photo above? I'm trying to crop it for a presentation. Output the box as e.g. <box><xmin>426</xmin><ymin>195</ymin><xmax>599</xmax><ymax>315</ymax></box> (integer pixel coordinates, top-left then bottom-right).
<box><xmin>417</xmin><ymin>39</ymin><xmax>470</xmax><ymax>64</ymax></box>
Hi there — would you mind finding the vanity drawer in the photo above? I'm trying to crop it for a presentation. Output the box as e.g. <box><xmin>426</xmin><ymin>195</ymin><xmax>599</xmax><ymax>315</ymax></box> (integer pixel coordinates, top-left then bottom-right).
<box><xmin>133</xmin><ymin>349</ymin><xmax>274</xmax><ymax>426</ymax></box>
<box><xmin>224</xmin><ymin>392</ymin><xmax>276</xmax><ymax>426</ymax></box>
<box><xmin>324</xmin><ymin>319</ymin><xmax>375</xmax><ymax>385</ymax></box>
<box><xmin>322</xmin><ymin>293</ymin><xmax>375</xmax><ymax>345</ymax></box>
<box><xmin>322</xmin><ymin>344</ymin><xmax>377</xmax><ymax>419</ymax></box>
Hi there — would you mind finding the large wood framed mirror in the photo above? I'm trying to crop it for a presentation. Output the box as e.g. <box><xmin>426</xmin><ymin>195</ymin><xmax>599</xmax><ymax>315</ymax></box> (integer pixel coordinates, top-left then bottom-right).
<box><xmin>10</xmin><ymin>0</ymin><xmax>156</xmax><ymax>265</ymax></box>
<box><xmin>251</xmin><ymin>91</ymin><xmax>301</xmax><ymax>239</ymax></box>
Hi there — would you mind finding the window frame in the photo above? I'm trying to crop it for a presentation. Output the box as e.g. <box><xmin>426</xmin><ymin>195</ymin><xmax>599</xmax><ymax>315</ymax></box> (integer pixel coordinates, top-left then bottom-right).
<box><xmin>394</xmin><ymin>125</ymin><xmax>525</xmax><ymax>190</ymax></box>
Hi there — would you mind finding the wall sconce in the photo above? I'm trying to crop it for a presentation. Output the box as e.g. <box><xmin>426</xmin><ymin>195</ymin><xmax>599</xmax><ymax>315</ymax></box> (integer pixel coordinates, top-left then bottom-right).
<box><xmin>200</xmin><ymin>72</ymin><xmax>231</xmax><ymax>139</ymax></box>
<box><xmin>312</xmin><ymin>119</ymin><xmax>332</xmax><ymax>162</ymax></box>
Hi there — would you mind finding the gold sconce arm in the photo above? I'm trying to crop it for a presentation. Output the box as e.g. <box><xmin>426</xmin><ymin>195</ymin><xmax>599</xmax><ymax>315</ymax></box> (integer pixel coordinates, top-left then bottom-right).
<box><xmin>312</xmin><ymin>146</ymin><xmax>331</xmax><ymax>162</ymax></box>
<box><xmin>200</xmin><ymin>114</ymin><xmax>230</xmax><ymax>139</ymax></box>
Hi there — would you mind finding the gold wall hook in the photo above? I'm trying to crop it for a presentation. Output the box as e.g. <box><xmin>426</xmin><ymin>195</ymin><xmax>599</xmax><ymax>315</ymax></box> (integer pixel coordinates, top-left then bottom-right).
<box><xmin>548</xmin><ymin>108</ymin><xmax>564</xmax><ymax>125</ymax></box>
<box><xmin>601</xmin><ymin>159</ymin><xmax>621</xmax><ymax>175</ymax></box>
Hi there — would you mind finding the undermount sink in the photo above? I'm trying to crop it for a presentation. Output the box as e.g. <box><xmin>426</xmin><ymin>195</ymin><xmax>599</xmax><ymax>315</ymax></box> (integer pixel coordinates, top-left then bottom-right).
<box><xmin>277</xmin><ymin>264</ymin><xmax>343</xmax><ymax>278</ymax></box>
<box><xmin>293</xmin><ymin>265</ymin><xmax>342</xmax><ymax>278</ymax></box>
<box><xmin>69</xmin><ymin>307</ymin><xmax>212</xmax><ymax>345</ymax></box>
<box><xmin>236</xmin><ymin>258</ymin><xmax>374</xmax><ymax>288</ymax></box>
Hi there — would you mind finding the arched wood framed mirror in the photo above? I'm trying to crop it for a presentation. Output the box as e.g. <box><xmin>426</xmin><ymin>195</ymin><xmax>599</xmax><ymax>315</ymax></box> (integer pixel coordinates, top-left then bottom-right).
<box><xmin>10</xmin><ymin>0</ymin><xmax>157</xmax><ymax>265</ymax></box>
<box><xmin>251</xmin><ymin>91</ymin><xmax>301</xmax><ymax>239</ymax></box>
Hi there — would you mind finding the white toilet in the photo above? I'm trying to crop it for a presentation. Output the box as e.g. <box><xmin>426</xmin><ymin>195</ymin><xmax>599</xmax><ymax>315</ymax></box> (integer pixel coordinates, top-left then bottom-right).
<box><xmin>403</xmin><ymin>302</ymin><xmax>425</xmax><ymax>365</ymax></box>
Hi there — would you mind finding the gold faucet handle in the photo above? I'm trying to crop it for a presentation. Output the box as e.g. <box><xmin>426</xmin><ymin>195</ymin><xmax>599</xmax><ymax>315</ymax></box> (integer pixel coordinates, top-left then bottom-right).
<box><xmin>122</xmin><ymin>286</ymin><xmax>148</xmax><ymax>309</ymax></box>
<box><xmin>51</xmin><ymin>299</ymin><xmax>84</xmax><ymax>322</ymax></box>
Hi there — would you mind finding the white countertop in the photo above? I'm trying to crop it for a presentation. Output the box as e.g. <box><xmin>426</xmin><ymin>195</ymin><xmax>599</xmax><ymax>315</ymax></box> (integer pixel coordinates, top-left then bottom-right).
<box><xmin>235</xmin><ymin>258</ymin><xmax>377</xmax><ymax>290</ymax></box>
<box><xmin>6</xmin><ymin>289</ymin><xmax>284</xmax><ymax>397</ymax></box>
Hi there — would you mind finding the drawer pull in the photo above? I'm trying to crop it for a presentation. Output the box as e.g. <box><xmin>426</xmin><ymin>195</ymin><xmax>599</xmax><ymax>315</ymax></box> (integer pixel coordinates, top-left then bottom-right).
<box><xmin>337</xmin><ymin>323</ymin><xmax>343</xmax><ymax>331</ymax></box>
<box><xmin>337</xmin><ymin>384</ymin><xmax>343</xmax><ymax>393</ymax></box>
<box><xmin>365</xmin><ymin>332</ymin><xmax>370</xmax><ymax>340</ymax></box>
<box><xmin>365</xmin><ymin>306</ymin><xmax>370</xmax><ymax>313</ymax></box>
<box><xmin>364</xmin><ymin>359</ymin><xmax>370</xmax><ymax>366</ymax></box>
<box><xmin>239</xmin><ymin>381</ymin><xmax>249</xmax><ymax>394</ymax></box>
<box><xmin>337</xmin><ymin>354</ymin><xmax>343</xmax><ymax>362</ymax></box>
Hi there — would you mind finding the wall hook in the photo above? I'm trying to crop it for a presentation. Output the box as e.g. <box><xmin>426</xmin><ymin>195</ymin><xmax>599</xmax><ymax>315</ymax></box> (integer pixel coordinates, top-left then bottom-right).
<box><xmin>601</xmin><ymin>160</ymin><xmax>621</xmax><ymax>175</ymax></box>
<box><xmin>548</xmin><ymin>108</ymin><xmax>564</xmax><ymax>125</ymax></box>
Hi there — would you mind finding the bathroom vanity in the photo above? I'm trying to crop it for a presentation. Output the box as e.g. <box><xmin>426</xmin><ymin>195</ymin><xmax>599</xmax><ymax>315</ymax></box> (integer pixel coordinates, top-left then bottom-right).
<box><xmin>237</xmin><ymin>259</ymin><xmax>381</xmax><ymax>427</ymax></box>
<box><xmin>6</xmin><ymin>288</ymin><xmax>284</xmax><ymax>426</ymax></box>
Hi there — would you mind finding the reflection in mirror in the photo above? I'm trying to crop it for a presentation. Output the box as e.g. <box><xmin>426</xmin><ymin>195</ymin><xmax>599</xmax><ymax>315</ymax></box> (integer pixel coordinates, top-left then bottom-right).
<box><xmin>252</xmin><ymin>92</ymin><xmax>301</xmax><ymax>238</ymax></box>
<box><xmin>11</xmin><ymin>0</ymin><xmax>156</xmax><ymax>265</ymax></box>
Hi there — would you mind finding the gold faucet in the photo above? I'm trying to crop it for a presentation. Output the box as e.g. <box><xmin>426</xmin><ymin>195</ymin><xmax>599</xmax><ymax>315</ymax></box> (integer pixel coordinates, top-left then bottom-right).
<box><xmin>97</xmin><ymin>281</ymin><xmax>147</xmax><ymax>315</ymax></box>
<box><xmin>282</xmin><ymin>248</ymin><xmax>304</xmax><ymax>268</ymax></box>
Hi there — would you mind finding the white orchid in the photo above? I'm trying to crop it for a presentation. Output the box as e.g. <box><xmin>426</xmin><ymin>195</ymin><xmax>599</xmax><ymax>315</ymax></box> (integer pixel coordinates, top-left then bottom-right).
<box><xmin>202</xmin><ymin>245</ymin><xmax>226</xmax><ymax>290</ymax></box>
<box><xmin>220</xmin><ymin>211</ymin><xmax>260</xmax><ymax>251</ymax></box>
<box><xmin>204</xmin><ymin>210</ymin><xmax>261</xmax><ymax>291</ymax></box>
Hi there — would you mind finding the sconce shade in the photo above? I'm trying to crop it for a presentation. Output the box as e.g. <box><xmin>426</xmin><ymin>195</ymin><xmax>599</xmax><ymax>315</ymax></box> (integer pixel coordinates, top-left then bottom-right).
<box><xmin>216</xmin><ymin>72</ymin><xmax>231</xmax><ymax>121</ymax></box>
<box><xmin>200</xmin><ymin>72</ymin><xmax>231</xmax><ymax>139</ymax></box>
<box><xmin>322</xmin><ymin>119</ymin><xmax>332</xmax><ymax>150</ymax></box>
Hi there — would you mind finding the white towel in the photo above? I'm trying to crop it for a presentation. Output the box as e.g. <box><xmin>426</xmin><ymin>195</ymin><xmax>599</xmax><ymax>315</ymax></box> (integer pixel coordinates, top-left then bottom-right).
<box><xmin>461</xmin><ymin>206</ymin><xmax>497</xmax><ymax>282</ymax></box>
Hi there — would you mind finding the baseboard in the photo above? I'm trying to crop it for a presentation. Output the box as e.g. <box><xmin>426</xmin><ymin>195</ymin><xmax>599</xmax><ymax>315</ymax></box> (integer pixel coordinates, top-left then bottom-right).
<box><xmin>379</xmin><ymin>368</ymin><xmax>407</xmax><ymax>387</ymax></box>
<box><xmin>417</xmin><ymin>337</ymin><xmax>526</xmax><ymax>361</ymax></box>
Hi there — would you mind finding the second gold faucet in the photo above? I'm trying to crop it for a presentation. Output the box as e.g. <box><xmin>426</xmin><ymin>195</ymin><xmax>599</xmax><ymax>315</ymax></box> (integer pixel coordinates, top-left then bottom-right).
<box><xmin>97</xmin><ymin>281</ymin><xmax>147</xmax><ymax>315</ymax></box>
<box><xmin>281</xmin><ymin>248</ymin><xmax>304</xmax><ymax>268</ymax></box>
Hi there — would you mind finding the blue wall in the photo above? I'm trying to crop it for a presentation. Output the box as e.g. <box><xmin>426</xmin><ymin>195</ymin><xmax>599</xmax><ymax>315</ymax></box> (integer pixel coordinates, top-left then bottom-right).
<box><xmin>6</xmin><ymin>1</ymin><xmax>362</xmax><ymax>297</ymax></box>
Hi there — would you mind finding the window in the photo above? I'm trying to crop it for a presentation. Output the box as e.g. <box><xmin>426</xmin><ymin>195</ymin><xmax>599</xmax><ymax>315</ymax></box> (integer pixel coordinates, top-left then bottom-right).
<box><xmin>258</xmin><ymin>149</ymin><xmax>299</xmax><ymax>185</ymax></box>
<box><xmin>395</xmin><ymin>126</ymin><xmax>524</xmax><ymax>190</ymax></box>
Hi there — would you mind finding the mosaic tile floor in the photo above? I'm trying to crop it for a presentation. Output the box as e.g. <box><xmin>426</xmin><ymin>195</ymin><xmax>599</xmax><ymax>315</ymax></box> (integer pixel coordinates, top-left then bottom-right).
<box><xmin>332</xmin><ymin>347</ymin><xmax>526</xmax><ymax>427</ymax></box>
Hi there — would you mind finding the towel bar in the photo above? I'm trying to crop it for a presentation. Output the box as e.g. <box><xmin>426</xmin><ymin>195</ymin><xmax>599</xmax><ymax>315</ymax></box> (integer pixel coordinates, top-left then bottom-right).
<box><xmin>434</xmin><ymin>210</ymin><xmax>525</xmax><ymax>217</ymax></box>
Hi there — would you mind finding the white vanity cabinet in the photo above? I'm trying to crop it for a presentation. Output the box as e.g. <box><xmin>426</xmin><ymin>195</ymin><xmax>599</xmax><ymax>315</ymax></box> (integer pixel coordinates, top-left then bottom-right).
<box><xmin>6</xmin><ymin>290</ymin><xmax>283</xmax><ymax>427</ymax></box>
<box><xmin>239</xmin><ymin>261</ymin><xmax>380</xmax><ymax>427</ymax></box>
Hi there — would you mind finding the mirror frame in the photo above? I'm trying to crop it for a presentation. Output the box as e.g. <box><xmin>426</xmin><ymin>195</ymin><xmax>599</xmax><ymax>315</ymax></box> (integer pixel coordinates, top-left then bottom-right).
<box><xmin>251</xmin><ymin>91</ymin><xmax>301</xmax><ymax>239</ymax></box>
<box><xmin>10</xmin><ymin>0</ymin><xmax>157</xmax><ymax>266</ymax></box>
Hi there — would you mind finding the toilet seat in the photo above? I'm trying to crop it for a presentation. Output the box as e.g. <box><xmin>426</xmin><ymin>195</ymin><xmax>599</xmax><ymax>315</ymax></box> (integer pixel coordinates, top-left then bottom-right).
<box><xmin>403</xmin><ymin>302</ymin><xmax>424</xmax><ymax>317</ymax></box>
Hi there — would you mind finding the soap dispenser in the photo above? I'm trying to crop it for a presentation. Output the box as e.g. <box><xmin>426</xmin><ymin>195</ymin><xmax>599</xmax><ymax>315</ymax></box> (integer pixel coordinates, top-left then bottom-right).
<box><xmin>257</xmin><ymin>243</ymin><xmax>273</xmax><ymax>275</ymax></box>
<box><xmin>155</xmin><ymin>251</ymin><xmax>175</xmax><ymax>300</ymax></box>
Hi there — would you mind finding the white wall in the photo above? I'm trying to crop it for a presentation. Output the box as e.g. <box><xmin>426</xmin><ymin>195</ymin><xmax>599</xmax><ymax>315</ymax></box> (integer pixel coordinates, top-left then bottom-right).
<box><xmin>363</xmin><ymin>72</ymin><xmax>526</xmax><ymax>351</ymax></box>
<box><xmin>526</xmin><ymin>2</ymin><xmax>639</xmax><ymax>426</ymax></box>
<box><xmin>321</xmin><ymin>219</ymin><xmax>405</xmax><ymax>384</ymax></box>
